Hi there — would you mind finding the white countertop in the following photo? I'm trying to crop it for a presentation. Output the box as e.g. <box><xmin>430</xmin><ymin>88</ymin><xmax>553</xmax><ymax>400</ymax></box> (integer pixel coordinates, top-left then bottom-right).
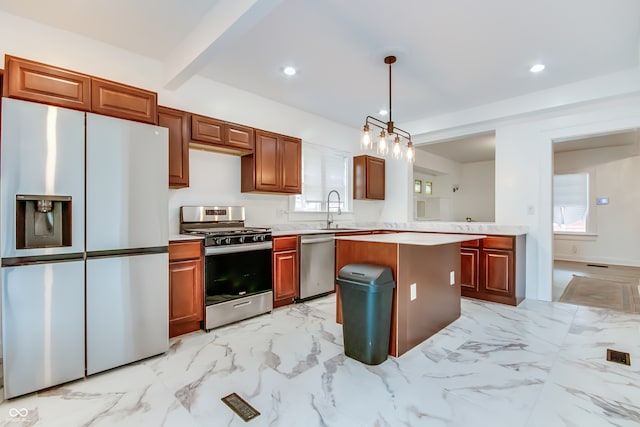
<box><xmin>334</xmin><ymin>232</ymin><xmax>485</xmax><ymax>246</ymax></box>
<box><xmin>272</xmin><ymin>228</ymin><xmax>370</xmax><ymax>237</ymax></box>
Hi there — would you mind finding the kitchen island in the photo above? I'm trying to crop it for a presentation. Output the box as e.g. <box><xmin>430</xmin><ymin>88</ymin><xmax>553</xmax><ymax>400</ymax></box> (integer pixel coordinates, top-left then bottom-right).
<box><xmin>335</xmin><ymin>232</ymin><xmax>484</xmax><ymax>357</ymax></box>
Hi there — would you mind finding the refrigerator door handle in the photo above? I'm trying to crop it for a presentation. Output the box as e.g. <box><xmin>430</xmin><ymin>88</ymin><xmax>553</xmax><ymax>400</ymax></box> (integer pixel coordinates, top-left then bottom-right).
<box><xmin>86</xmin><ymin>246</ymin><xmax>168</xmax><ymax>259</ymax></box>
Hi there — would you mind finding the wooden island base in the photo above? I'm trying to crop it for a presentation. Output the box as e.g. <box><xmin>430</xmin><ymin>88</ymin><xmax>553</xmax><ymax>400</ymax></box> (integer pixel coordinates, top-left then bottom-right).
<box><xmin>335</xmin><ymin>233</ymin><xmax>483</xmax><ymax>357</ymax></box>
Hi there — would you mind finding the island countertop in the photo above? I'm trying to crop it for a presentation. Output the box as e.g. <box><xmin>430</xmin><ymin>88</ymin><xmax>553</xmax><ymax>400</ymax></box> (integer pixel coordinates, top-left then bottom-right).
<box><xmin>334</xmin><ymin>232</ymin><xmax>485</xmax><ymax>246</ymax></box>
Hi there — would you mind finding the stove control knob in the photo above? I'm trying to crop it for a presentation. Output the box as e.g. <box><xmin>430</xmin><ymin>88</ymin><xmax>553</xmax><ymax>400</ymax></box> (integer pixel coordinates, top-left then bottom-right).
<box><xmin>238</xmin><ymin>236</ymin><xmax>245</xmax><ymax>244</ymax></box>
<box><xmin>215</xmin><ymin>238</ymin><xmax>223</xmax><ymax>246</ymax></box>
<box><xmin>252</xmin><ymin>235</ymin><xmax>260</xmax><ymax>242</ymax></box>
<box><xmin>224</xmin><ymin>237</ymin><xmax>231</xmax><ymax>245</ymax></box>
<box><xmin>258</xmin><ymin>234</ymin><xmax>266</xmax><ymax>242</ymax></box>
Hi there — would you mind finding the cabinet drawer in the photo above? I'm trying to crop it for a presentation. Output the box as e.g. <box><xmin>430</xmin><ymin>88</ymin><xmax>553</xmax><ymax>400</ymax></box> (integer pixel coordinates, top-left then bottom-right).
<box><xmin>483</xmin><ymin>236</ymin><xmax>513</xmax><ymax>250</ymax></box>
<box><xmin>273</xmin><ymin>236</ymin><xmax>298</xmax><ymax>251</ymax></box>
<box><xmin>169</xmin><ymin>241</ymin><xmax>202</xmax><ymax>261</ymax></box>
<box><xmin>461</xmin><ymin>239</ymin><xmax>481</xmax><ymax>248</ymax></box>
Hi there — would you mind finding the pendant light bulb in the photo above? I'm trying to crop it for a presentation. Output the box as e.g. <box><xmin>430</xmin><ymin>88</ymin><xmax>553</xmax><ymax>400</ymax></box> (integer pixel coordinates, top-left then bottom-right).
<box><xmin>378</xmin><ymin>130</ymin><xmax>388</xmax><ymax>155</ymax></box>
<box><xmin>392</xmin><ymin>135</ymin><xmax>402</xmax><ymax>159</ymax></box>
<box><xmin>406</xmin><ymin>141</ymin><xmax>415</xmax><ymax>164</ymax></box>
<box><xmin>360</xmin><ymin>124</ymin><xmax>372</xmax><ymax>150</ymax></box>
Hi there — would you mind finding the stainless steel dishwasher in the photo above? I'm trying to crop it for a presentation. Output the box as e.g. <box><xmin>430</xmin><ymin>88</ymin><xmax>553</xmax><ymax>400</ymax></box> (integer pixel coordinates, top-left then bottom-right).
<box><xmin>299</xmin><ymin>233</ymin><xmax>336</xmax><ymax>300</ymax></box>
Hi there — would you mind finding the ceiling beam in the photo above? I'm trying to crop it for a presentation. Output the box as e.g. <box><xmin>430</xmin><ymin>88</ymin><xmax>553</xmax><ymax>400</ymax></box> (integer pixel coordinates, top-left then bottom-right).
<box><xmin>162</xmin><ymin>0</ymin><xmax>282</xmax><ymax>90</ymax></box>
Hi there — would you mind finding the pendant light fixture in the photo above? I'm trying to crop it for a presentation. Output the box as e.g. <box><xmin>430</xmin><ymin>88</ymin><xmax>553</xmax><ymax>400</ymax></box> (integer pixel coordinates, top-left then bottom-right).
<box><xmin>360</xmin><ymin>55</ymin><xmax>414</xmax><ymax>163</ymax></box>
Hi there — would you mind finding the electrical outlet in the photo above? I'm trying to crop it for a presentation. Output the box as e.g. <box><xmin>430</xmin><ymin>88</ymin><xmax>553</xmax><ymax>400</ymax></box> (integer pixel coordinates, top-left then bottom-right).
<box><xmin>410</xmin><ymin>283</ymin><xmax>417</xmax><ymax>301</ymax></box>
<box><xmin>450</xmin><ymin>271</ymin><xmax>455</xmax><ymax>285</ymax></box>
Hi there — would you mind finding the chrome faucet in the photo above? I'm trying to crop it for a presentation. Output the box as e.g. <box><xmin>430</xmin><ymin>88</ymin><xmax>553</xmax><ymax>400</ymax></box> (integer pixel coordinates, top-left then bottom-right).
<box><xmin>326</xmin><ymin>190</ymin><xmax>342</xmax><ymax>229</ymax></box>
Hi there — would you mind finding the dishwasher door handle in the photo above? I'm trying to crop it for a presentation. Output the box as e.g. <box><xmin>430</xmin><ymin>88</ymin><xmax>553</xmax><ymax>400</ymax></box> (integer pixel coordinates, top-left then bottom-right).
<box><xmin>300</xmin><ymin>237</ymin><xmax>335</xmax><ymax>244</ymax></box>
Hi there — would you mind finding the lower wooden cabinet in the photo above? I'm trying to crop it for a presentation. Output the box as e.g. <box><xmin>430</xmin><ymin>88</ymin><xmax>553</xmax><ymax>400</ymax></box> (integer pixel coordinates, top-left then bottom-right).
<box><xmin>460</xmin><ymin>234</ymin><xmax>525</xmax><ymax>306</ymax></box>
<box><xmin>169</xmin><ymin>241</ymin><xmax>203</xmax><ymax>337</ymax></box>
<box><xmin>272</xmin><ymin>236</ymin><xmax>299</xmax><ymax>308</ymax></box>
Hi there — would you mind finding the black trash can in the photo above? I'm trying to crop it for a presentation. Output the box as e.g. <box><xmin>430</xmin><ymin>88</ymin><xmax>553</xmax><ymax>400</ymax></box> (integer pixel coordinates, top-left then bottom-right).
<box><xmin>337</xmin><ymin>263</ymin><xmax>396</xmax><ymax>365</ymax></box>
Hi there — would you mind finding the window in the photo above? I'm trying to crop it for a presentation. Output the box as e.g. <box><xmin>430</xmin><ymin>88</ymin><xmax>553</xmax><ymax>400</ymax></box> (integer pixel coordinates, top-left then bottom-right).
<box><xmin>293</xmin><ymin>143</ymin><xmax>350</xmax><ymax>212</ymax></box>
<box><xmin>553</xmin><ymin>172</ymin><xmax>589</xmax><ymax>233</ymax></box>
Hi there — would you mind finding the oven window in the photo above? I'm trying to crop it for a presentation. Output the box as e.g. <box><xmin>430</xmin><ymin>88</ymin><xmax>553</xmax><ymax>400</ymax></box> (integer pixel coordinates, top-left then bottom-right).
<box><xmin>205</xmin><ymin>249</ymin><xmax>272</xmax><ymax>305</ymax></box>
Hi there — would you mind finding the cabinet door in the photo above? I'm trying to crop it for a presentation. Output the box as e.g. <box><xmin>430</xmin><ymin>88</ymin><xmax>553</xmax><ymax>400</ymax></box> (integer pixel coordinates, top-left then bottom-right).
<box><xmin>169</xmin><ymin>259</ymin><xmax>203</xmax><ymax>328</ymax></box>
<box><xmin>483</xmin><ymin>248</ymin><xmax>513</xmax><ymax>296</ymax></box>
<box><xmin>4</xmin><ymin>55</ymin><xmax>91</xmax><ymax>111</ymax></box>
<box><xmin>460</xmin><ymin>247</ymin><xmax>480</xmax><ymax>291</ymax></box>
<box><xmin>226</xmin><ymin>123</ymin><xmax>254</xmax><ymax>151</ymax></box>
<box><xmin>273</xmin><ymin>250</ymin><xmax>298</xmax><ymax>307</ymax></box>
<box><xmin>91</xmin><ymin>78</ymin><xmax>157</xmax><ymax>124</ymax></box>
<box><xmin>280</xmin><ymin>136</ymin><xmax>302</xmax><ymax>193</ymax></box>
<box><xmin>158</xmin><ymin>106</ymin><xmax>190</xmax><ymax>188</ymax></box>
<box><xmin>366</xmin><ymin>156</ymin><xmax>385</xmax><ymax>199</ymax></box>
<box><xmin>191</xmin><ymin>114</ymin><xmax>224</xmax><ymax>145</ymax></box>
<box><xmin>255</xmin><ymin>130</ymin><xmax>280</xmax><ymax>191</ymax></box>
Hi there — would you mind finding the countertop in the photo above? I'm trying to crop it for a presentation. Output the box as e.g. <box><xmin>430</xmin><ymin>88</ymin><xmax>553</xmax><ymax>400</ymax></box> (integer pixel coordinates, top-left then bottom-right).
<box><xmin>270</xmin><ymin>222</ymin><xmax>527</xmax><ymax>237</ymax></box>
<box><xmin>334</xmin><ymin>232</ymin><xmax>485</xmax><ymax>246</ymax></box>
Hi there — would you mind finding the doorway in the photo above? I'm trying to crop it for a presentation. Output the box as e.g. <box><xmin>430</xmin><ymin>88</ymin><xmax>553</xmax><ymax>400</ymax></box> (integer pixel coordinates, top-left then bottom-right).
<box><xmin>551</xmin><ymin>129</ymin><xmax>640</xmax><ymax>312</ymax></box>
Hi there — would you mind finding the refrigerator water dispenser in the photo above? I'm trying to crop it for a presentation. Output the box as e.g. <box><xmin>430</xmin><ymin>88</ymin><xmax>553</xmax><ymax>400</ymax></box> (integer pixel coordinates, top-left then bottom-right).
<box><xmin>15</xmin><ymin>194</ymin><xmax>72</xmax><ymax>249</ymax></box>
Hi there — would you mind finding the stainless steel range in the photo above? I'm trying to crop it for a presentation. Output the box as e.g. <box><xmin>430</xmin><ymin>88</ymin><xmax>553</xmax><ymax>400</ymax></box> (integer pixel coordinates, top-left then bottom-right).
<box><xmin>180</xmin><ymin>206</ymin><xmax>273</xmax><ymax>330</ymax></box>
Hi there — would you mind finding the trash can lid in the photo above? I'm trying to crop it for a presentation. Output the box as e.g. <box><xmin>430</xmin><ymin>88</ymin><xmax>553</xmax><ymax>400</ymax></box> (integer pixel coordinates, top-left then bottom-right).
<box><xmin>337</xmin><ymin>263</ymin><xmax>395</xmax><ymax>287</ymax></box>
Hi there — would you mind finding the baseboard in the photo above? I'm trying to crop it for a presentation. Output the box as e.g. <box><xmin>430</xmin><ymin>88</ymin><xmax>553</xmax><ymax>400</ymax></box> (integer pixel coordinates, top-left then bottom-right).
<box><xmin>553</xmin><ymin>254</ymin><xmax>640</xmax><ymax>268</ymax></box>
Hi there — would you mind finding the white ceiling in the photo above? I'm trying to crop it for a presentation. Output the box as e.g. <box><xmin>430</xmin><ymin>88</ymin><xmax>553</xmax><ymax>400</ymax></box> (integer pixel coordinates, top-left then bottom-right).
<box><xmin>0</xmin><ymin>0</ymin><xmax>639</xmax><ymax>129</ymax></box>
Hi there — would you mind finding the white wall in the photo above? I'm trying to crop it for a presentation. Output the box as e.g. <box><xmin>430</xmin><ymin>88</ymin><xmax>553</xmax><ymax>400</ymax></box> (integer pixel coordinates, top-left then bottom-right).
<box><xmin>455</xmin><ymin>161</ymin><xmax>495</xmax><ymax>222</ymax></box>
<box><xmin>495</xmin><ymin>96</ymin><xmax>640</xmax><ymax>301</ymax></box>
<box><xmin>553</xmin><ymin>145</ymin><xmax>640</xmax><ymax>266</ymax></box>
<box><xmin>413</xmin><ymin>151</ymin><xmax>495</xmax><ymax>221</ymax></box>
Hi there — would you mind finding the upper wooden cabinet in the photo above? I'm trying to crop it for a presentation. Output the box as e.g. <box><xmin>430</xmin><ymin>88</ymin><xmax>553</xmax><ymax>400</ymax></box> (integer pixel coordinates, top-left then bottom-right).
<box><xmin>191</xmin><ymin>114</ymin><xmax>224</xmax><ymax>145</ymax></box>
<box><xmin>3</xmin><ymin>55</ymin><xmax>91</xmax><ymax>111</ymax></box>
<box><xmin>241</xmin><ymin>129</ymin><xmax>302</xmax><ymax>194</ymax></box>
<box><xmin>2</xmin><ymin>55</ymin><xmax>158</xmax><ymax>124</ymax></box>
<box><xmin>91</xmin><ymin>78</ymin><xmax>157</xmax><ymax>125</ymax></box>
<box><xmin>158</xmin><ymin>106</ymin><xmax>190</xmax><ymax>188</ymax></box>
<box><xmin>190</xmin><ymin>115</ymin><xmax>254</xmax><ymax>155</ymax></box>
<box><xmin>353</xmin><ymin>155</ymin><xmax>385</xmax><ymax>200</ymax></box>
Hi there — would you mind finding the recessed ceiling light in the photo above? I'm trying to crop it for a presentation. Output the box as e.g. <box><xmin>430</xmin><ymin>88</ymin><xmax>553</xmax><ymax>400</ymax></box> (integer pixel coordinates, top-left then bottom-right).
<box><xmin>530</xmin><ymin>64</ymin><xmax>545</xmax><ymax>73</ymax></box>
<box><xmin>283</xmin><ymin>66</ymin><xmax>296</xmax><ymax>76</ymax></box>
<box><xmin>379</xmin><ymin>109</ymin><xmax>388</xmax><ymax>116</ymax></box>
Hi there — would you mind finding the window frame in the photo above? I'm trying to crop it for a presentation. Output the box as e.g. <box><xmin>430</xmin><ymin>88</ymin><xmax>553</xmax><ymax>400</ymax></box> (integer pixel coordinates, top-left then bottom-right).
<box><xmin>289</xmin><ymin>142</ymin><xmax>353</xmax><ymax>215</ymax></box>
<box><xmin>553</xmin><ymin>168</ymin><xmax>597</xmax><ymax>235</ymax></box>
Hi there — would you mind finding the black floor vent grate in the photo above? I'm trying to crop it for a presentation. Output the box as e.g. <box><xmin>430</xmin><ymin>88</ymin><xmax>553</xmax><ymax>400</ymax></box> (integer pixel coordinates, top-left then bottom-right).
<box><xmin>221</xmin><ymin>393</ymin><xmax>260</xmax><ymax>422</ymax></box>
<box><xmin>607</xmin><ymin>349</ymin><xmax>631</xmax><ymax>366</ymax></box>
<box><xmin>586</xmin><ymin>264</ymin><xmax>609</xmax><ymax>268</ymax></box>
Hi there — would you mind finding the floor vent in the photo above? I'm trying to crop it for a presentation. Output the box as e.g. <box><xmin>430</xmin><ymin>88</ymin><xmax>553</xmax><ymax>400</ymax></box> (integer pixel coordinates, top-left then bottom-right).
<box><xmin>586</xmin><ymin>264</ymin><xmax>609</xmax><ymax>268</ymax></box>
<box><xmin>606</xmin><ymin>349</ymin><xmax>631</xmax><ymax>366</ymax></box>
<box><xmin>221</xmin><ymin>393</ymin><xmax>260</xmax><ymax>422</ymax></box>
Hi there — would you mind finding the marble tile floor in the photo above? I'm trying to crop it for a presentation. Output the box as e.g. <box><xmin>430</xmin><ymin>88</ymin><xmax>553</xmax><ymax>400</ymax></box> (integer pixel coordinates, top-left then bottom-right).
<box><xmin>0</xmin><ymin>295</ymin><xmax>638</xmax><ymax>427</ymax></box>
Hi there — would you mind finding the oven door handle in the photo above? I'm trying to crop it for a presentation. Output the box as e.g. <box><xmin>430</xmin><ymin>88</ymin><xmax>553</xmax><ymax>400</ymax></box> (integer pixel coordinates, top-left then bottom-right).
<box><xmin>205</xmin><ymin>241</ymin><xmax>273</xmax><ymax>255</ymax></box>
